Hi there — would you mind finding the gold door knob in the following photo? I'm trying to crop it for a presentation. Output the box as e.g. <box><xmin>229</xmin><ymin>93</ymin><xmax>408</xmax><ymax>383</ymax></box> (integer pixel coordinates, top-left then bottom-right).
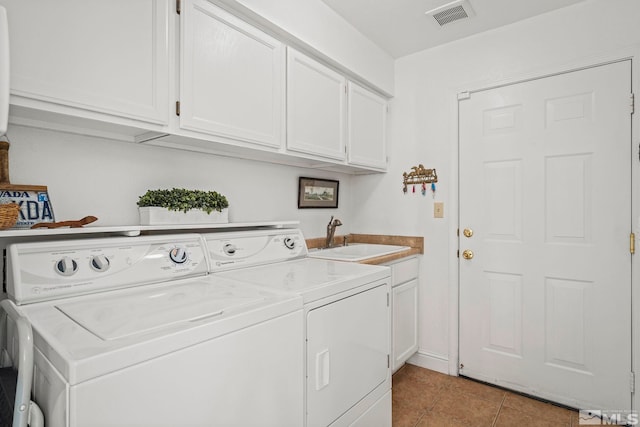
<box><xmin>463</xmin><ymin>228</ymin><xmax>473</xmax><ymax>238</ymax></box>
<box><xmin>462</xmin><ymin>250</ymin><xmax>474</xmax><ymax>260</ymax></box>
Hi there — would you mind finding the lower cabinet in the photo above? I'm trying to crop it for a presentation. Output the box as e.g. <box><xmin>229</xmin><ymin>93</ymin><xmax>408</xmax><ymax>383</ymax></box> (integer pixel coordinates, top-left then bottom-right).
<box><xmin>386</xmin><ymin>256</ymin><xmax>419</xmax><ymax>372</ymax></box>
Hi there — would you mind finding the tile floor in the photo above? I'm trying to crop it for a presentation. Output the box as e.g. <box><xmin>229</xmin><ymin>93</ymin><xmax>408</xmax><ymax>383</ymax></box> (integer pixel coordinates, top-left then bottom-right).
<box><xmin>392</xmin><ymin>364</ymin><xmax>580</xmax><ymax>427</ymax></box>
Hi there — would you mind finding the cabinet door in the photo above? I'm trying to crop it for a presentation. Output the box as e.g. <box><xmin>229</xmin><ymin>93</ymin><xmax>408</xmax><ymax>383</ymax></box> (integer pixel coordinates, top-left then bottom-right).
<box><xmin>392</xmin><ymin>279</ymin><xmax>418</xmax><ymax>372</ymax></box>
<box><xmin>181</xmin><ymin>0</ymin><xmax>285</xmax><ymax>148</ymax></box>
<box><xmin>347</xmin><ymin>82</ymin><xmax>387</xmax><ymax>170</ymax></box>
<box><xmin>287</xmin><ymin>48</ymin><xmax>346</xmax><ymax>160</ymax></box>
<box><xmin>3</xmin><ymin>0</ymin><xmax>169</xmax><ymax>124</ymax></box>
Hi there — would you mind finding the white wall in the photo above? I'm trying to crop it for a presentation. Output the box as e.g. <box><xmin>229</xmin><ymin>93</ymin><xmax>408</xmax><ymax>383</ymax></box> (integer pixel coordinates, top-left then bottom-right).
<box><xmin>5</xmin><ymin>125</ymin><xmax>352</xmax><ymax>239</ymax></box>
<box><xmin>352</xmin><ymin>0</ymin><xmax>640</xmax><ymax>372</ymax></box>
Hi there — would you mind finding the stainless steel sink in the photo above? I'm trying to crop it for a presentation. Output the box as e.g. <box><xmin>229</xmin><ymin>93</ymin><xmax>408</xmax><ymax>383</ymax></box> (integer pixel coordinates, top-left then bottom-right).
<box><xmin>308</xmin><ymin>243</ymin><xmax>410</xmax><ymax>262</ymax></box>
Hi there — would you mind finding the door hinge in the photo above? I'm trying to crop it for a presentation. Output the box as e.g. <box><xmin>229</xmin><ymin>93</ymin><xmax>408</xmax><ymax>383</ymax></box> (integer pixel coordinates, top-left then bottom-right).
<box><xmin>631</xmin><ymin>372</ymin><xmax>635</xmax><ymax>393</ymax></box>
<box><xmin>631</xmin><ymin>232</ymin><xmax>635</xmax><ymax>255</ymax></box>
<box><xmin>631</xmin><ymin>93</ymin><xmax>635</xmax><ymax>115</ymax></box>
<box><xmin>387</xmin><ymin>293</ymin><xmax>390</xmax><ymax>307</ymax></box>
<box><xmin>176</xmin><ymin>0</ymin><xmax>181</xmax><ymax>15</ymax></box>
<box><xmin>387</xmin><ymin>354</ymin><xmax>390</xmax><ymax>369</ymax></box>
<box><xmin>175</xmin><ymin>101</ymin><xmax>181</xmax><ymax>116</ymax></box>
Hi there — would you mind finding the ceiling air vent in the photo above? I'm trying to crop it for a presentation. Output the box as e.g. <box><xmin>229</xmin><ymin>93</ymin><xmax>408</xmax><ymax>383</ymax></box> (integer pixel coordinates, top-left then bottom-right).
<box><xmin>426</xmin><ymin>0</ymin><xmax>476</xmax><ymax>27</ymax></box>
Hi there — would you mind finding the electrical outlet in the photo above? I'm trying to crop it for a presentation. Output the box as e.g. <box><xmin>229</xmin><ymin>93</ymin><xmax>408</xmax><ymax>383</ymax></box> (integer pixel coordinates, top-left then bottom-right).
<box><xmin>434</xmin><ymin>202</ymin><xmax>444</xmax><ymax>218</ymax></box>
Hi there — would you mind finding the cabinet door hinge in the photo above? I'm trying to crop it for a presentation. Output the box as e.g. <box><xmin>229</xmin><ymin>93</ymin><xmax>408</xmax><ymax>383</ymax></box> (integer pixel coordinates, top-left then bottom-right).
<box><xmin>631</xmin><ymin>371</ymin><xmax>635</xmax><ymax>393</ymax></box>
<box><xmin>631</xmin><ymin>93</ymin><xmax>635</xmax><ymax>115</ymax></box>
<box><xmin>387</xmin><ymin>292</ymin><xmax>390</xmax><ymax>307</ymax></box>
<box><xmin>175</xmin><ymin>101</ymin><xmax>181</xmax><ymax>116</ymax></box>
<box><xmin>387</xmin><ymin>354</ymin><xmax>390</xmax><ymax>369</ymax></box>
<box><xmin>176</xmin><ymin>0</ymin><xmax>181</xmax><ymax>15</ymax></box>
<box><xmin>631</xmin><ymin>232</ymin><xmax>635</xmax><ymax>255</ymax></box>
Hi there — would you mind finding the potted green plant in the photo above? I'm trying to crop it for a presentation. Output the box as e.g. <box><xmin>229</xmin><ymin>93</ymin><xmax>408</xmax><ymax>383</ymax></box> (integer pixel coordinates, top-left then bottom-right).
<box><xmin>137</xmin><ymin>188</ymin><xmax>230</xmax><ymax>225</ymax></box>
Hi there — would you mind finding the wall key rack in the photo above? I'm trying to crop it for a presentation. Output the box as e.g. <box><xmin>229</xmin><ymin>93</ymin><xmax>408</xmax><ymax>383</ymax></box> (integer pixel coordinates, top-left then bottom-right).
<box><xmin>402</xmin><ymin>165</ymin><xmax>438</xmax><ymax>195</ymax></box>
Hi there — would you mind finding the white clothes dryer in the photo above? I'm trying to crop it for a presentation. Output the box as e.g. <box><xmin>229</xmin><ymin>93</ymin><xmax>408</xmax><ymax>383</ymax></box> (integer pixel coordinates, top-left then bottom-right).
<box><xmin>5</xmin><ymin>234</ymin><xmax>304</xmax><ymax>427</ymax></box>
<box><xmin>204</xmin><ymin>229</ymin><xmax>392</xmax><ymax>427</ymax></box>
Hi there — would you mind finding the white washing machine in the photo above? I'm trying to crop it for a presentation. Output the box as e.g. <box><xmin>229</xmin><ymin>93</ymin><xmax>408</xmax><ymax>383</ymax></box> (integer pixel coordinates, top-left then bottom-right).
<box><xmin>205</xmin><ymin>229</ymin><xmax>392</xmax><ymax>427</ymax></box>
<box><xmin>5</xmin><ymin>234</ymin><xmax>304</xmax><ymax>427</ymax></box>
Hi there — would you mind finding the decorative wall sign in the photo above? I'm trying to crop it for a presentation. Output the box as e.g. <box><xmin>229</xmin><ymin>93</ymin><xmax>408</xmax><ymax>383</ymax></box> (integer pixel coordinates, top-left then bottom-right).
<box><xmin>298</xmin><ymin>177</ymin><xmax>339</xmax><ymax>209</ymax></box>
<box><xmin>402</xmin><ymin>165</ymin><xmax>438</xmax><ymax>196</ymax></box>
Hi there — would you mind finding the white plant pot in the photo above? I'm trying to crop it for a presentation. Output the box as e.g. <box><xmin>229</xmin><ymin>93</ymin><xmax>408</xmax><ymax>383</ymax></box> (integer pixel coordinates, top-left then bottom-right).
<box><xmin>139</xmin><ymin>207</ymin><xmax>229</xmax><ymax>225</ymax></box>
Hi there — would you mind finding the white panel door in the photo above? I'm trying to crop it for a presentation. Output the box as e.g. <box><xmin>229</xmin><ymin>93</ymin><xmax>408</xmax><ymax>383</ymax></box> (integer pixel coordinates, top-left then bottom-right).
<box><xmin>306</xmin><ymin>284</ymin><xmax>389</xmax><ymax>427</ymax></box>
<box><xmin>181</xmin><ymin>0</ymin><xmax>285</xmax><ymax>148</ymax></box>
<box><xmin>3</xmin><ymin>0</ymin><xmax>169</xmax><ymax>124</ymax></box>
<box><xmin>347</xmin><ymin>81</ymin><xmax>387</xmax><ymax>170</ymax></box>
<box><xmin>459</xmin><ymin>61</ymin><xmax>632</xmax><ymax>410</ymax></box>
<box><xmin>287</xmin><ymin>48</ymin><xmax>346</xmax><ymax>161</ymax></box>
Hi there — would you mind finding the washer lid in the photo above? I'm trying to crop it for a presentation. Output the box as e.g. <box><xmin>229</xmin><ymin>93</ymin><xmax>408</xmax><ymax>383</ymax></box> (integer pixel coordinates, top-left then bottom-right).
<box><xmin>56</xmin><ymin>281</ymin><xmax>264</xmax><ymax>340</ymax></box>
<box><xmin>20</xmin><ymin>276</ymin><xmax>302</xmax><ymax>384</ymax></box>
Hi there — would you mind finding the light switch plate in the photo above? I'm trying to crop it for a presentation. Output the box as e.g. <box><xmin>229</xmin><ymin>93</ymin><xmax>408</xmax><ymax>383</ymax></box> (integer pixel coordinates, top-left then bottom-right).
<box><xmin>434</xmin><ymin>202</ymin><xmax>444</xmax><ymax>218</ymax></box>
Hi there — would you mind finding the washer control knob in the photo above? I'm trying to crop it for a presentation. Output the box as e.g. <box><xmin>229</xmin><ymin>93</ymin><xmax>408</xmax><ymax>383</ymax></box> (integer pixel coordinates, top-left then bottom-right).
<box><xmin>223</xmin><ymin>243</ymin><xmax>237</xmax><ymax>256</ymax></box>
<box><xmin>169</xmin><ymin>247</ymin><xmax>188</xmax><ymax>264</ymax></box>
<box><xmin>283</xmin><ymin>237</ymin><xmax>296</xmax><ymax>250</ymax></box>
<box><xmin>90</xmin><ymin>255</ymin><xmax>110</xmax><ymax>272</ymax></box>
<box><xmin>55</xmin><ymin>257</ymin><xmax>78</xmax><ymax>276</ymax></box>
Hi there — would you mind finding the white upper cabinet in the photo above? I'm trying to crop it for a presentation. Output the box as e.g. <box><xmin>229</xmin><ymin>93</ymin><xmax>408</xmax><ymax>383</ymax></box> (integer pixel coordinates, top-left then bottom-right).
<box><xmin>347</xmin><ymin>82</ymin><xmax>387</xmax><ymax>170</ymax></box>
<box><xmin>180</xmin><ymin>0</ymin><xmax>285</xmax><ymax>149</ymax></box>
<box><xmin>286</xmin><ymin>48</ymin><xmax>346</xmax><ymax>161</ymax></box>
<box><xmin>1</xmin><ymin>0</ymin><xmax>388</xmax><ymax>172</ymax></box>
<box><xmin>3</xmin><ymin>0</ymin><xmax>170</xmax><ymax>125</ymax></box>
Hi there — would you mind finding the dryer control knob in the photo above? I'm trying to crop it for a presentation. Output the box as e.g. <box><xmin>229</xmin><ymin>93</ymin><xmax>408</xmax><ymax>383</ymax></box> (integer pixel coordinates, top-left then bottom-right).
<box><xmin>283</xmin><ymin>237</ymin><xmax>296</xmax><ymax>250</ymax></box>
<box><xmin>169</xmin><ymin>247</ymin><xmax>188</xmax><ymax>264</ymax></box>
<box><xmin>90</xmin><ymin>255</ymin><xmax>110</xmax><ymax>272</ymax></box>
<box><xmin>223</xmin><ymin>243</ymin><xmax>237</xmax><ymax>256</ymax></box>
<box><xmin>55</xmin><ymin>257</ymin><xmax>78</xmax><ymax>276</ymax></box>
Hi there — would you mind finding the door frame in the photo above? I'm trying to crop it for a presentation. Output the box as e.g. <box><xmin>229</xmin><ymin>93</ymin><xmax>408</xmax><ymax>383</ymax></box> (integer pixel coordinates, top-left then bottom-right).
<box><xmin>448</xmin><ymin>47</ymin><xmax>640</xmax><ymax>409</ymax></box>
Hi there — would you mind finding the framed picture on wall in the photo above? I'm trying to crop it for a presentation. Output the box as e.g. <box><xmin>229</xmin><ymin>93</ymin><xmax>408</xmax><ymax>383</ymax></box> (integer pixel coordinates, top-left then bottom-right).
<box><xmin>298</xmin><ymin>177</ymin><xmax>339</xmax><ymax>209</ymax></box>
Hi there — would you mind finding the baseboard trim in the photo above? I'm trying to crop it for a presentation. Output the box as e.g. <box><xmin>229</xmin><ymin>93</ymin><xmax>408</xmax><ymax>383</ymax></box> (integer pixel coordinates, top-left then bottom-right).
<box><xmin>407</xmin><ymin>351</ymin><xmax>450</xmax><ymax>375</ymax></box>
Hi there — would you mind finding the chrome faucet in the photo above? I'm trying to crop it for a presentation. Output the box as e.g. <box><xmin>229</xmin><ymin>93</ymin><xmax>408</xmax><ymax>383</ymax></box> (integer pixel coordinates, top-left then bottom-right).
<box><xmin>325</xmin><ymin>216</ymin><xmax>343</xmax><ymax>248</ymax></box>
